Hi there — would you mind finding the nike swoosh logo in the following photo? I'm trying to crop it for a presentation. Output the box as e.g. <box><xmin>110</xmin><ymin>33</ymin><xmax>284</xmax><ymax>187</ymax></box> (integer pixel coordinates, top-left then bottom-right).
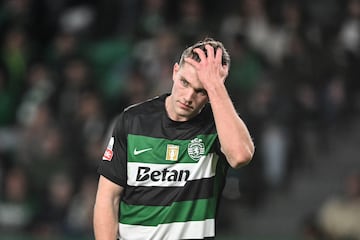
<box><xmin>134</xmin><ymin>148</ymin><xmax>152</xmax><ymax>155</ymax></box>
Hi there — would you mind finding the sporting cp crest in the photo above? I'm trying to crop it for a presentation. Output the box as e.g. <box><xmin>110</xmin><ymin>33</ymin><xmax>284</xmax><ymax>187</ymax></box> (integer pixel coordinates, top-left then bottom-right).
<box><xmin>187</xmin><ymin>138</ymin><xmax>205</xmax><ymax>161</ymax></box>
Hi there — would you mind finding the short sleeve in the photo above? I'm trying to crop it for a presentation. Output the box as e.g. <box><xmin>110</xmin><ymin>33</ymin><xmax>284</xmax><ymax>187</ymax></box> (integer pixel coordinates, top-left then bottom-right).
<box><xmin>97</xmin><ymin>113</ymin><xmax>128</xmax><ymax>187</ymax></box>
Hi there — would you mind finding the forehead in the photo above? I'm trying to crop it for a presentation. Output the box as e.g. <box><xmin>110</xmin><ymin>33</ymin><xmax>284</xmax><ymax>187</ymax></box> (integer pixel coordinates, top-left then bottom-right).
<box><xmin>177</xmin><ymin>63</ymin><xmax>201</xmax><ymax>83</ymax></box>
<box><xmin>177</xmin><ymin>63</ymin><xmax>206</xmax><ymax>91</ymax></box>
<box><xmin>178</xmin><ymin>62</ymin><xmax>197</xmax><ymax>78</ymax></box>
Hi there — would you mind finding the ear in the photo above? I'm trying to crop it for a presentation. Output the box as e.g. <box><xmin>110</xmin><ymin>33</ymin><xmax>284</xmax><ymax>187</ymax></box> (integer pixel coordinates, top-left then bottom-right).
<box><xmin>172</xmin><ymin>63</ymin><xmax>180</xmax><ymax>81</ymax></box>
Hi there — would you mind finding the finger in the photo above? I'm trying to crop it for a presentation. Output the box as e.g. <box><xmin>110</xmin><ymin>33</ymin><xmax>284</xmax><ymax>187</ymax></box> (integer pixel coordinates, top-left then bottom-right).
<box><xmin>184</xmin><ymin>57</ymin><xmax>199</xmax><ymax>67</ymax></box>
<box><xmin>215</xmin><ymin>47</ymin><xmax>223</xmax><ymax>64</ymax></box>
<box><xmin>220</xmin><ymin>65</ymin><xmax>229</xmax><ymax>82</ymax></box>
<box><xmin>205</xmin><ymin>44</ymin><xmax>215</xmax><ymax>60</ymax></box>
<box><xmin>222</xmin><ymin>64</ymin><xmax>229</xmax><ymax>76</ymax></box>
<box><xmin>192</xmin><ymin>48</ymin><xmax>207</xmax><ymax>62</ymax></box>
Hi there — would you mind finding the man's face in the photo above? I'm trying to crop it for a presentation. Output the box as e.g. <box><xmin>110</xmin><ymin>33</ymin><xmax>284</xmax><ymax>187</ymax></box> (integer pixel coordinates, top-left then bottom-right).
<box><xmin>166</xmin><ymin>62</ymin><xmax>209</xmax><ymax>121</ymax></box>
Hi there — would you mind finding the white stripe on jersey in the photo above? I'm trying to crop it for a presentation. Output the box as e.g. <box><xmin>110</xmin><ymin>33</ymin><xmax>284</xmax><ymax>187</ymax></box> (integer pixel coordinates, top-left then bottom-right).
<box><xmin>118</xmin><ymin>218</ymin><xmax>215</xmax><ymax>240</ymax></box>
<box><xmin>127</xmin><ymin>153</ymin><xmax>218</xmax><ymax>187</ymax></box>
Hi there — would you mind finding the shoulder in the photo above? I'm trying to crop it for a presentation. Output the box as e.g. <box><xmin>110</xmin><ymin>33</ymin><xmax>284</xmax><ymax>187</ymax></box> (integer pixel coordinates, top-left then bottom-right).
<box><xmin>113</xmin><ymin>94</ymin><xmax>167</xmax><ymax>126</ymax></box>
<box><xmin>124</xmin><ymin>95</ymin><xmax>165</xmax><ymax>116</ymax></box>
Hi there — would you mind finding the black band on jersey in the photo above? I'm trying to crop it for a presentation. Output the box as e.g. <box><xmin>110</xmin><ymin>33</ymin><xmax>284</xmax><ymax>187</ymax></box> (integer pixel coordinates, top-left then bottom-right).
<box><xmin>122</xmin><ymin>177</ymin><xmax>215</xmax><ymax>206</ymax></box>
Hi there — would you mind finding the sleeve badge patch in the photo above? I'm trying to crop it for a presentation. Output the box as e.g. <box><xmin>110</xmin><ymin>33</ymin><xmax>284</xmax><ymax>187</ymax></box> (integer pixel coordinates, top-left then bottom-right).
<box><xmin>102</xmin><ymin>137</ymin><xmax>114</xmax><ymax>161</ymax></box>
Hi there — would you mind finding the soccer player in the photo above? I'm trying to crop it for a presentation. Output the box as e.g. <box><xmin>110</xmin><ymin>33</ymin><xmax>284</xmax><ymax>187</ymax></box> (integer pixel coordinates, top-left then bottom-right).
<box><xmin>93</xmin><ymin>38</ymin><xmax>255</xmax><ymax>240</ymax></box>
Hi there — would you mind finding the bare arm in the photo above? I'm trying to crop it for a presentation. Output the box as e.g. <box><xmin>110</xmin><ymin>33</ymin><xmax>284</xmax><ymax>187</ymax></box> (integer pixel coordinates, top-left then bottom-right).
<box><xmin>185</xmin><ymin>45</ymin><xmax>255</xmax><ymax>168</ymax></box>
<box><xmin>94</xmin><ymin>175</ymin><xmax>124</xmax><ymax>240</ymax></box>
<box><xmin>206</xmin><ymin>82</ymin><xmax>254</xmax><ymax>168</ymax></box>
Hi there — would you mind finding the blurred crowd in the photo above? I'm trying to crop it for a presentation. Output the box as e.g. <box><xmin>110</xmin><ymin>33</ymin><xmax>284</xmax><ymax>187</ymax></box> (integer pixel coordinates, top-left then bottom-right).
<box><xmin>0</xmin><ymin>0</ymin><xmax>359</xmax><ymax>238</ymax></box>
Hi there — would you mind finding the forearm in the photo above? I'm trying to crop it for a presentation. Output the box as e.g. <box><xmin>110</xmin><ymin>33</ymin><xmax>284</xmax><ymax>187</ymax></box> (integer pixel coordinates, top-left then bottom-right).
<box><xmin>183</xmin><ymin>44</ymin><xmax>255</xmax><ymax>167</ymax></box>
<box><xmin>207</xmin><ymin>84</ymin><xmax>255</xmax><ymax>168</ymax></box>
<box><xmin>93</xmin><ymin>176</ymin><xmax>123</xmax><ymax>240</ymax></box>
<box><xmin>93</xmin><ymin>196</ymin><xmax>120</xmax><ymax>240</ymax></box>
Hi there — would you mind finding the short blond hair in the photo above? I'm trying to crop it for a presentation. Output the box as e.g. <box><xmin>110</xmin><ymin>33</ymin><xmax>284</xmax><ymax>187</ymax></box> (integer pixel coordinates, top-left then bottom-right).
<box><xmin>179</xmin><ymin>38</ymin><xmax>231</xmax><ymax>68</ymax></box>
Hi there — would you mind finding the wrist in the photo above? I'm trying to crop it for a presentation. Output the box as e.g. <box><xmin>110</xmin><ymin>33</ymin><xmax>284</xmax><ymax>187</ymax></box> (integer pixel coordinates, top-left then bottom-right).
<box><xmin>206</xmin><ymin>83</ymin><xmax>228</xmax><ymax>100</ymax></box>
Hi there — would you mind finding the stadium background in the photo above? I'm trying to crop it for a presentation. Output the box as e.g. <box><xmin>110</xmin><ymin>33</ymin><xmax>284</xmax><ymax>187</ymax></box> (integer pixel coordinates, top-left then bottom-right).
<box><xmin>0</xmin><ymin>0</ymin><xmax>359</xmax><ymax>239</ymax></box>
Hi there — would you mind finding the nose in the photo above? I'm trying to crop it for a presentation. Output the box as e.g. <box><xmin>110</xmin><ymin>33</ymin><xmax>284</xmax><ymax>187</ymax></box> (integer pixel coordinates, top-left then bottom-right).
<box><xmin>184</xmin><ymin>88</ymin><xmax>195</xmax><ymax>104</ymax></box>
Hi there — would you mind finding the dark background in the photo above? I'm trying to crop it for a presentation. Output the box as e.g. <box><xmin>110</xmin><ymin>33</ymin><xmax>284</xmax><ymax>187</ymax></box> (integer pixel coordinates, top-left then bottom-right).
<box><xmin>0</xmin><ymin>0</ymin><xmax>359</xmax><ymax>239</ymax></box>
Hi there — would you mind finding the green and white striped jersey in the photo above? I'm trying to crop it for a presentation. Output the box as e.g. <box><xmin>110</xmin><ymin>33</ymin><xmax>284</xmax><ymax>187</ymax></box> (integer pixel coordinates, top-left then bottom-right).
<box><xmin>98</xmin><ymin>94</ymin><xmax>229</xmax><ymax>240</ymax></box>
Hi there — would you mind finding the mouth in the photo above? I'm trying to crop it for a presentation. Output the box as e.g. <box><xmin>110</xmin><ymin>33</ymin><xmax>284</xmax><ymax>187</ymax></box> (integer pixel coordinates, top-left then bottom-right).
<box><xmin>178</xmin><ymin>101</ymin><xmax>193</xmax><ymax>111</ymax></box>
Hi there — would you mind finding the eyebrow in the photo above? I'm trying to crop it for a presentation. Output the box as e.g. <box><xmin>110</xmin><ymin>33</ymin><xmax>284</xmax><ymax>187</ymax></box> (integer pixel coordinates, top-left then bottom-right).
<box><xmin>180</xmin><ymin>76</ymin><xmax>207</xmax><ymax>94</ymax></box>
